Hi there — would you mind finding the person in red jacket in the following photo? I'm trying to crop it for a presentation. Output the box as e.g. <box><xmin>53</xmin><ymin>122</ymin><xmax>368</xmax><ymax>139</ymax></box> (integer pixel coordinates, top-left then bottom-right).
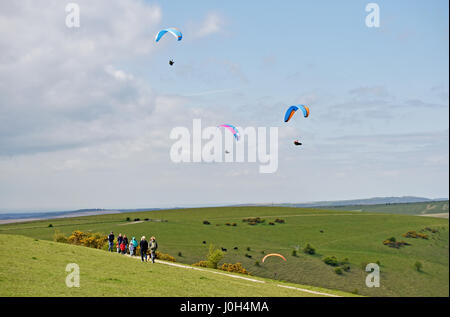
<box><xmin>120</xmin><ymin>240</ymin><xmax>126</xmax><ymax>254</ymax></box>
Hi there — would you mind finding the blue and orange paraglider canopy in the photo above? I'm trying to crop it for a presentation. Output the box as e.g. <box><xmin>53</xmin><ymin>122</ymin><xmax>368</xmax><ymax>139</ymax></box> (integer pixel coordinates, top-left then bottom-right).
<box><xmin>284</xmin><ymin>105</ymin><xmax>309</xmax><ymax>122</ymax></box>
<box><xmin>155</xmin><ymin>27</ymin><xmax>183</xmax><ymax>42</ymax></box>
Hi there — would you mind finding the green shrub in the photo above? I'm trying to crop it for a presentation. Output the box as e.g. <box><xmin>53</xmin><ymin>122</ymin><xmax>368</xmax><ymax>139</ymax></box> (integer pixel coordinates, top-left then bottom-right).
<box><xmin>402</xmin><ymin>231</ymin><xmax>429</xmax><ymax>239</ymax></box>
<box><xmin>292</xmin><ymin>249</ymin><xmax>297</xmax><ymax>257</ymax></box>
<box><xmin>323</xmin><ymin>256</ymin><xmax>339</xmax><ymax>266</ymax></box>
<box><xmin>48</xmin><ymin>224</ymin><xmax>53</xmax><ymax>228</ymax></box>
<box><xmin>423</xmin><ymin>227</ymin><xmax>439</xmax><ymax>233</ymax></box>
<box><xmin>335</xmin><ymin>267</ymin><xmax>343</xmax><ymax>275</ymax></box>
<box><xmin>242</xmin><ymin>217</ymin><xmax>265</xmax><ymax>225</ymax></box>
<box><xmin>303</xmin><ymin>243</ymin><xmax>316</xmax><ymax>255</ymax></box>
<box><xmin>414</xmin><ymin>261</ymin><xmax>423</xmax><ymax>272</ymax></box>
<box><xmin>341</xmin><ymin>258</ymin><xmax>349</xmax><ymax>265</ymax></box>
<box><xmin>206</xmin><ymin>244</ymin><xmax>224</xmax><ymax>269</ymax></box>
<box><xmin>53</xmin><ymin>230</ymin><xmax>68</xmax><ymax>243</ymax></box>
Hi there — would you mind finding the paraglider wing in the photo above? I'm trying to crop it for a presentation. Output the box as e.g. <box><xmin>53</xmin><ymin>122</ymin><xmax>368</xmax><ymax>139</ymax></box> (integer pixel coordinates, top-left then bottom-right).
<box><xmin>155</xmin><ymin>27</ymin><xmax>183</xmax><ymax>42</ymax></box>
<box><xmin>262</xmin><ymin>253</ymin><xmax>287</xmax><ymax>263</ymax></box>
<box><xmin>284</xmin><ymin>105</ymin><xmax>309</xmax><ymax>122</ymax></box>
<box><xmin>219</xmin><ymin>124</ymin><xmax>240</xmax><ymax>141</ymax></box>
<box><xmin>284</xmin><ymin>106</ymin><xmax>298</xmax><ymax>122</ymax></box>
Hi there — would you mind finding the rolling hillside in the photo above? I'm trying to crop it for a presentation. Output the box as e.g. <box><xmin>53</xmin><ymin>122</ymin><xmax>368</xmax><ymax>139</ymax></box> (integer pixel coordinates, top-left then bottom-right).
<box><xmin>0</xmin><ymin>234</ymin><xmax>351</xmax><ymax>297</ymax></box>
<box><xmin>0</xmin><ymin>206</ymin><xmax>448</xmax><ymax>297</ymax></box>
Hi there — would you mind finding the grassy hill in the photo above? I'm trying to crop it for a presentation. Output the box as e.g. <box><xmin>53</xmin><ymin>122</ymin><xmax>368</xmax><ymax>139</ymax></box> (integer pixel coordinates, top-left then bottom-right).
<box><xmin>313</xmin><ymin>200</ymin><xmax>449</xmax><ymax>216</ymax></box>
<box><xmin>0</xmin><ymin>234</ymin><xmax>350</xmax><ymax>297</ymax></box>
<box><xmin>0</xmin><ymin>206</ymin><xmax>448</xmax><ymax>296</ymax></box>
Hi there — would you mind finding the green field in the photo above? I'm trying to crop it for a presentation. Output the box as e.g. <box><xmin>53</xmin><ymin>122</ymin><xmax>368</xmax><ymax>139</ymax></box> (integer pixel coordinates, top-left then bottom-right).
<box><xmin>0</xmin><ymin>234</ymin><xmax>352</xmax><ymax>297</ymax></box>
<box><xmin>0</xmin><ymin>206</ymin><xmax>448</xmax><ymax>297</ymax></box>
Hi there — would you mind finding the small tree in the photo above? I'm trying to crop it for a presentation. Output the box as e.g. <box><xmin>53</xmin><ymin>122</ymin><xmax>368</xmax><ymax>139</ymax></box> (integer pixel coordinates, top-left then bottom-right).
<box><xmin>335</xmin><ymin>267</ymin><xmax>343</xmax><ymax>275</ymax></box>
<box><xmin>303</xmin><ymin>243</ymin><xmax>316</xmax><ymax>255</ymax></box>
<box><xmin>206</xmin><ymin>244</ymin><xmax>224</xmax><ymax>269</ymax></box>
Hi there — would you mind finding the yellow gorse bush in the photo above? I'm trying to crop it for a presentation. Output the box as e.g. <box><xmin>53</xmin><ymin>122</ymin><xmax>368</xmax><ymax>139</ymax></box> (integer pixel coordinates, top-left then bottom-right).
<box><xmin>219</xmin><ymin>263</ymin><xmax>250</xmax><ymax>275</ymax></box>
<box><xmin>65</xmin><ymin>230</ymin><xmax>107</xmax><ymax>249</ymax></box>
<box><xmin>155</xmin><ymin>251</ymin><xmax>176</xmax><ymax>262</ymax></box>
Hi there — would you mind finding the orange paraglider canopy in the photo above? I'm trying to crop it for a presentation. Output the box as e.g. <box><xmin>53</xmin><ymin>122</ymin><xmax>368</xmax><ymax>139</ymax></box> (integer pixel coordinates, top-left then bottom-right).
<box><xmin>261</xmin><ymin>253</ymin><xmax>287</xmax><ymax>263</ymax></box>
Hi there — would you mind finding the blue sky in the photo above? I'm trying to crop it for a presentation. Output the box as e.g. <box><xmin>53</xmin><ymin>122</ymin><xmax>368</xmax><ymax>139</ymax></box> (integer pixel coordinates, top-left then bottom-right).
<box><xmin>0</xmin><ymin>0</ymin><xmax>448</xmax><ymax>211</ymax></box>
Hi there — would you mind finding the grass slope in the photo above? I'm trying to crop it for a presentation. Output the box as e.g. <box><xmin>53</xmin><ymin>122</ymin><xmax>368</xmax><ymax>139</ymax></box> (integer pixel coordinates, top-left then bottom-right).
<box><xmin>0</xmin><ymin>206</ymin><xmax>448</xmax><ymax>296</ymax></box>
<box><xmin>0</xmin><ymin>234</ymin><xmax>350</xmax><ymax>297</ymax></box>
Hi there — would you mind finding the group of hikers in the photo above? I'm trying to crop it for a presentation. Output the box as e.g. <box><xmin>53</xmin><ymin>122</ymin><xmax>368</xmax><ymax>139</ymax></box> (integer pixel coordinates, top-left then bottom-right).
<box><xmin>107</xmin><ymin>232</ymin><xmax>158</xmax><ymax>263</ymax></box>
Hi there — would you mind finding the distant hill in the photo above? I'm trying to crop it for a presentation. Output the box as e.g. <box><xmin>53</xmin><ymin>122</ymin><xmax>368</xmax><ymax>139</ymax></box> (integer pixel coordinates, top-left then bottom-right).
<box><xmin>313</xmin><ymin>200</ymin><xmax>449</xmax><ymax>216</ymax></box>
<box><xmin>276</xmin><ymin>196</ymin><xmax>448</xmax><ymax>208</ymax></box>
<box><xmin>1</xmin><ymin>196</ymin><xmax>448</xmax><ymax>221</ymax></box>
<box><xmin>0</xmin><ymin>209</ymin><xmax>117</xmax><ymax>220</ymax></box>
<box><xmin>0</xmin><ymin>207</ymin><xmax>167</xmax><ymax>221</ymax></box>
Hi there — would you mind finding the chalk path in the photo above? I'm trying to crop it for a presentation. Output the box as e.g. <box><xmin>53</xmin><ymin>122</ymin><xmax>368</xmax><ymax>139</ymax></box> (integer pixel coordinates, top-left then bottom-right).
<box><xmin>122</xmin><ymin>253</ymin><xmax>341</xmax><ymax>297</ymax></box>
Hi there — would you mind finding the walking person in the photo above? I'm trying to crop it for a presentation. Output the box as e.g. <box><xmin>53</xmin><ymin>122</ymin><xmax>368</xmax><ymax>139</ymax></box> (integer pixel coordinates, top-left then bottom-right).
<box><xmin>108</xmin><ymin>231</ymin><xmax>115</xmax><ymax>252</ymax></box>
<box><xmin>132</xmin><ymin>237</ymin><xmax>138</xmax><ymax>256</ymax></box>
<box><xmin>129</xmin><ymin>238</ymin><xmax>135</xmax><ymax>256</ymax></box>
<box><xmin>120</xmin><ymin>240</ymin><xmax>126</xmax><ymax>254</ymax></box>
<box><xmin>117</xmin><ymin>234</ymin><xmax>123</xmax><ymax>253</ymax></box>
<box><xmin>149</xmin><ymin>236</ymin><xmax>158</xmax><ymax>263</ymax></box>
<box><xmin>123</xmin><ymin>235</ymin><xmax>129</xmax><ymax>254</ymax></box>
<box><xmin>140</xmin><ymin>236</ymin><xmax>149</xmax><ymax>262</ymax></box>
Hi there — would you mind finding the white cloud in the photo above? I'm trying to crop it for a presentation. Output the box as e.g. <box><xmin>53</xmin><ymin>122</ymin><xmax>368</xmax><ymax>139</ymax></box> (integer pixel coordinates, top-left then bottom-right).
<box><xmin>0</xmin><ymin>0</ymin><xmax>163</xmax><ymax>156</ymax></box>
<box><xmin>192</xmin><ymin>12</ymin><xmax>224</xmax><ymax>38</ymax></box>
